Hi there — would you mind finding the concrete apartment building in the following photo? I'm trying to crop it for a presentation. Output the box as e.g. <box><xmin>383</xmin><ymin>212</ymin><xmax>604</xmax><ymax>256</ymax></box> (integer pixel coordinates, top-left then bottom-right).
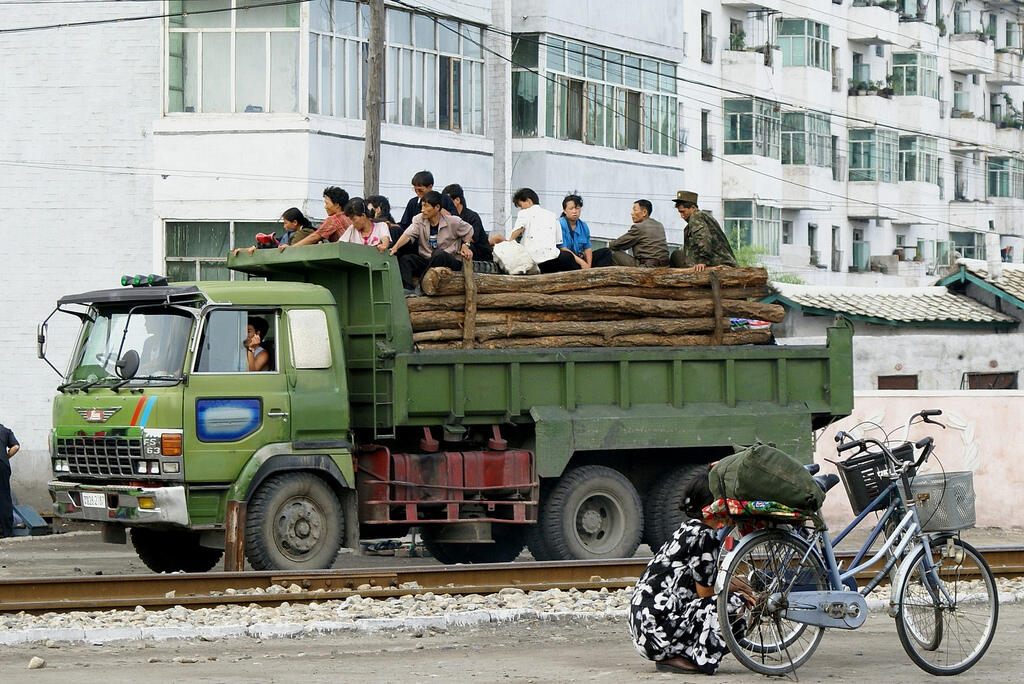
<box><xmin>3</xmin><ymin>0</ymin><xmax>1024</xmax><ymax>502</ymax></box>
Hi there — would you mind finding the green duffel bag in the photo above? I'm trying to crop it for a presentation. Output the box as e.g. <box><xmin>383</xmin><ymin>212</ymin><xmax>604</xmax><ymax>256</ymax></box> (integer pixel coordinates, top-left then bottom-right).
<box><xmin>709</xmin><ymin>442</ymin><xmax>825</xmax><ymax>511</ymax></box>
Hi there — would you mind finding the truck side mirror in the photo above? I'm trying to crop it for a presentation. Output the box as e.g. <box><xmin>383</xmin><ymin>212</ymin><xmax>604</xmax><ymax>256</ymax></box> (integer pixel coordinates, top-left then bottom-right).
<box><xmin>37</xmin><ymin>322</ymin><xmax>47</xmax><ymax>359</ymax></box>
<box><xmin>116</xmin><ymin>349</ymin><xmax>140</xmax><ymax>380</ymax></box>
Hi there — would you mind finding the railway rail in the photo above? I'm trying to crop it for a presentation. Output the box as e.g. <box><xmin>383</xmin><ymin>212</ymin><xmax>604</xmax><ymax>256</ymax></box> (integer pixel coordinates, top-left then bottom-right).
<box><xmin>2</xmin><ymin>546</ymin><xmax>1021</xmax><ymax>615</ymax></box>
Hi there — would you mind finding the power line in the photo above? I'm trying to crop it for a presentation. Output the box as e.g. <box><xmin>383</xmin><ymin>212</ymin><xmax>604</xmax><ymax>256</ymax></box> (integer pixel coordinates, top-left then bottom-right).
<box><xmin>0</xmin><ymin>0</ymin><xmax>311</xmax><ymax>34</ymax></box>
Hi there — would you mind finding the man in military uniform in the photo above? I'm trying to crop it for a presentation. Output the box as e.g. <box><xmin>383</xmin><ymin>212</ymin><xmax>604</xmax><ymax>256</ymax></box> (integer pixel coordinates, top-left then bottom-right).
<box><xmin>592</xmin><ymin>199</ymin><xmax>670</xmax><ymax>267</ymax></box>
<box><xmin>669</xmin><ymin>190</ymin><xmax>737</xmax><ymax>272</ymax></box>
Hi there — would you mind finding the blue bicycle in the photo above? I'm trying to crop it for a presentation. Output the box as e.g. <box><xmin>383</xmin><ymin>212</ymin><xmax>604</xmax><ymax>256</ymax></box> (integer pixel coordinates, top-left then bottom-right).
<box><xmin>717</xmin><ymin>409</ymin><xmax>998</xmax><ymax>676</ymax></box>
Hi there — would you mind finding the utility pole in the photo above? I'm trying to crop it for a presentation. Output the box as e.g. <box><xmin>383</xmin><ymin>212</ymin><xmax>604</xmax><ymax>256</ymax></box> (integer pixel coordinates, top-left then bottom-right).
<box><xmin>363</xmin><ymin>0</ymin><xmax>384</xmax><ymax>196</ymax></box>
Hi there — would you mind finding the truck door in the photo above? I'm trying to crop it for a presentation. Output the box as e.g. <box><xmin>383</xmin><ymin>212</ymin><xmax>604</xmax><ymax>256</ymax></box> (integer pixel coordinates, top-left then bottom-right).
<box><xmin>184</xmin><ymin>308</ymin><xmax>291</xmax><ymax>484</ymax></box>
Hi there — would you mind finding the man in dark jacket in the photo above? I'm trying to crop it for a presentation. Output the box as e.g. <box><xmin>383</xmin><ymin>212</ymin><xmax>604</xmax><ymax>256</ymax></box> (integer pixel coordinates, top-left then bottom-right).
<box><xmin>0</xmin><ymin>423</ymin><xmax>20</xmax><ymax>538</ymax></box>
<box><xmin>442</xmin><ymin>183</ymin><xmax>492</xmax><ymax>262</ymax></box>
<box><xmin>592</xmin><ymin>199</ymin><xmax>670</xmax><ymax>267</ymax></box>
<box><xmin>398</xmin><ymin>170</ymin><xmax>458</xmax><ymax>229</ymax></box>
<box><xmin>669</xmin><ymin>190</ymin><xmax>737</xmax><ymax>272</ymax></box>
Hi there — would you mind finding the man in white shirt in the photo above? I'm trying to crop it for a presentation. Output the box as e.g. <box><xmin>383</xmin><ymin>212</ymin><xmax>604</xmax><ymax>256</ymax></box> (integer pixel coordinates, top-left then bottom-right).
<box><xmin>492</xmin><ymin>188</ymin><xmax>578</xmax><ymax>273</ymax></box>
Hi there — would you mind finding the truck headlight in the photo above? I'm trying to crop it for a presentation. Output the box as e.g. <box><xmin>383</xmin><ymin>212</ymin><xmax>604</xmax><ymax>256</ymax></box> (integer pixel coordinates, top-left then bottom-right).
<box><xmin>136</xmin><ymin>460</ymin><xmax>148</xmax><ymax>474</ymax></box>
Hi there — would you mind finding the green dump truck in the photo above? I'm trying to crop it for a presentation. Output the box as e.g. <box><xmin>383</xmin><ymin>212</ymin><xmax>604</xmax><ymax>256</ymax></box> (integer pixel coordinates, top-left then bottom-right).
<box><xmin>42</xmin><ymin>245</ymin><xmax>853</xmax><ymax>572</ymax></box>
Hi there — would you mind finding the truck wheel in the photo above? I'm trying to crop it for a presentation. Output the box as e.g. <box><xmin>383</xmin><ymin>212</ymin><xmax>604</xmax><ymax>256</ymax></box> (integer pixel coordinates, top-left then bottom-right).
<box><xmin>525</xmin><ymin>483</ymin><xmax>555</xmax><ymax>560</ymax></box>
<box><xmin>245</xmin><ymin>473</ymin><xmax>344</xmax><ymax>571</ymax></box>
<box><xmin>130</xmin><ymin>528</ymin><xmax>224</xmax><ymax>573</ymax></box>
<box><xmin>421</xmin><ymin>524</ymin><xmax>526</xmax><ymax>564</ymax></box>
<box><xmin>643</xmin><ymin>465</ymin><xmax>705</xmax><ymax>552</ymax></box>
<box><xmin>542</xmin><ymin>465</ymin><xmax>643</xmax><ymax>560</ymax></box>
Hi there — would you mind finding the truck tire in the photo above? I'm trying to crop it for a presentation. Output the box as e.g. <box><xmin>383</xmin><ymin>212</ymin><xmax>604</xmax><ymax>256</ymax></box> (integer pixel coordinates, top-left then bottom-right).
<box><xmin>541</xmin><ymin>465</ymin><xmax>643</xmax><ymax>560</ymax></box>
<box><xmin>245</xmin><ymin>472</ymin><xmax>344</xmax><ymax>571</ymax></box>
<box><xmin>643</xmin><ymin>464</ymin><xmax>705</xmax><ymax>552</ymax></box>
<box><xmin>130</xmin><ymin>527</ymin><xmax>224</xmax><ymax>573</ymax></box>
<box><xmin>421</xmin><ymin>524</ymin><xmax>526</xmax><ymax>564</ymax></box>
<box><xmin>525</xmin><ymin>483</ymin><xmax>555</xmax><ymax>560</ymax></box>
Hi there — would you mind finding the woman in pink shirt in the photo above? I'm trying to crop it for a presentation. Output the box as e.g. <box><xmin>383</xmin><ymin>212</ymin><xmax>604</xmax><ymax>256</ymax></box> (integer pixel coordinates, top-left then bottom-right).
<box><xmin>340</xmin><ymin>197</ymin><xmax>391</xmax><ymax>253</ymax></box>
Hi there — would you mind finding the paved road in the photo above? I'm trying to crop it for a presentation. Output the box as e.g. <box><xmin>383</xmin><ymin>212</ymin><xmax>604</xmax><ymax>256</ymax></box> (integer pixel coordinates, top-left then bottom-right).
<box><xmin>0</xmin><ymin>606</ymin><xmax>1018</xmax><ymax>683</ymax></box>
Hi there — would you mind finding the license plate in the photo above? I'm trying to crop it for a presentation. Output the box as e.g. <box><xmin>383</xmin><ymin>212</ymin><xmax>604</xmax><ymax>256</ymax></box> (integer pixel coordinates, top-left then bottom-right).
<box><xmin>80</xmin><ymin>492</ymin><xmax>106</xmax><ymax>508</ymax></box>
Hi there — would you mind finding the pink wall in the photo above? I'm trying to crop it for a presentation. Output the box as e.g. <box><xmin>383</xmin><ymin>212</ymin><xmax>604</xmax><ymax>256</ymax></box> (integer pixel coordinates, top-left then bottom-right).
<box><xmin>813</xmin><ymin>392</ymin><xmax>1023</xmax><ymax>530</ymax></box>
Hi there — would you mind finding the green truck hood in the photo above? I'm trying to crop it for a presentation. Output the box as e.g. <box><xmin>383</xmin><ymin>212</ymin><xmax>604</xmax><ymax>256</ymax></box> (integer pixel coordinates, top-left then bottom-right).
<box><xmin>53</xmin><ymin>389</ymin><xmax>183</xmax><ymax>435</ymax></box>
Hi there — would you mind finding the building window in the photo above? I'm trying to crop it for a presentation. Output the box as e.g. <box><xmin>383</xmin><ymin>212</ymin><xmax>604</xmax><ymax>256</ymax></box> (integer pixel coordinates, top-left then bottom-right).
<box><xmin>987</xmin><ymin>157</ymin><xmax>1024</xmax><ymax>198</ymax></box>
<box><xmin>777</xmin><ymin>18</ymin><xmax>830</xmax><ymax>70</ymax></box>
<box><xmin>511</xmin><ymin>36</ymin><xmax>539</xmax><ymax>136</ymax></box>
<box><xmin>877</xmin><ymin>375</ymin><xmax>919</xmax><ymax>390</ymax></box>
<box><xmin>539</xmin><ymin>35</ymin><xmax>678</xmax><ymax>155</ymax></box>
<box><xmin>723</xmin><ymin>201</ymin><xmax>781</xmax><ymax>255</ymax></box>
<box><xmin>849</xmin><ymin>128</ymin><xmax>898</xmax><ymax>182</ymax></box>
<box><xmin>964</xmin><ymin>371</ymin><xmax>1018</xmax><ymax>389</ymax></box>
<box><xmin>701</xmin><ymin>109</ymin><xmax>712</xmax><ymax>161</ymax></box>
<box><xmin>307</xmin><ymin>1</ymin><xmax>369</xmax><ymax>119</ymax></box>
<box><xmin>899</xmin><ymin>136</ymin><xmax>940</xmax><ymax>184</ymax></box>
<box><xmin>701</xmin><ymin>11</ymin><xmax>714</xmax><ymax>64</ymax></box>
<box><xmin>165</xmin><ymin>221</ymin><xmax>277</xmax><ymax>281</ymax></box>
<box><xmin>892</xmin><ymin>52</ymin><xmax>939</xmax><ymax>98</ymax></box>
<box><xmin>724</xmin><ymin>98</ymin><xmax>781</xmax><ymax>158</ymax></box>
<box><xmin>781</xmin><ymin>112</ymin><xmax>831</xmax><ymax>166</ymax></box>
<box><xmin>950</xmin><ymin>231</ymin><xmax>985</xmax><ymax>259</ymax></box>
<box><xmin>378</xmin><ymin>8</ymin><xmax>484</xmax><ymax>133</ymax></box>
<box><xmin>167</xmin><ymin>0</ymin><xmax>300</xmax><ymax>113</ymax></box>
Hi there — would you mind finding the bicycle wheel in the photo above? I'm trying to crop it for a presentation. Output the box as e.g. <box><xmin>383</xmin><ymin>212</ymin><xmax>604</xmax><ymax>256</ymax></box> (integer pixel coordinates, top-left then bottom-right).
<box><xmin>719</xmin><ymin>531</ymin><xmax>828</xmax><ymax>676</ymax></box>
<box><xmin>896</xmin><ymin>538</ymin><xmax>998</xmax><ymax>676</ymax></box>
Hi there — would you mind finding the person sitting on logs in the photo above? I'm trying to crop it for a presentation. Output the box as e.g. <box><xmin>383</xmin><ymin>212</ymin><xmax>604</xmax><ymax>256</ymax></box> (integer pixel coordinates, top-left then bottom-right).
<box><xmin>490</xmin><ymin>188</ymin><xmax>578</xmax><ymax>273</ymax></box>
<box><xmin>558</xmin><ymin>192</ymin><xmax>592</xmax><ymax>270</ymax></box>
<box><xmin>389</xmin><ymin>190</ymin><xmax>475</xmax><ymax>294</ymax></box>
<box><xmin>442</xmin><ymin>183</ymin><xmax>493</xmax><ymax>264</ymax></box>
<box><xmin>591</xmin><ymin>199</ymin><xmax>670</xmax><ymax>268</ymax></box>
<box><xmin>339</xmin><ymin>198</ymin><xmax>391</xmax><ymax>253</ymax></box>
<box><xmin>669</xmin><ymin>190</ymin><xmax>737</xmax><ymax>273</ymax></box>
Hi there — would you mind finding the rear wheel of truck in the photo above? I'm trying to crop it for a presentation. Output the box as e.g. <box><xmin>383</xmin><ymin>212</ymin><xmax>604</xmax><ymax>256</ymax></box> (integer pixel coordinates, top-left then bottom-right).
<box><xmin>130</xmin><ymin>528</ymin><xmax>224</xmax><ymax>573</ymax></box>
<box><xmin>643</xmin><ymin>464</ymin><xmax>705</xmax><ymax>552</ymax></box>
<box><xmin>245</xmin><ymin>473</ymin><xmax>344</xmax><ymax>571</ymax></box>
<box><xmin>525</xmin><ymin>483</ymin><xmax>555</xmax><ymax>560</ymax></box>
<box><xmin>542</xmin><ymin>465</ymin><xmax>643</xmax><ymax>560</ymax></box>
<box><xmin>421</xmin><ymin>524</ymin><xmax>527</xmax><ymax>564</ymax></box>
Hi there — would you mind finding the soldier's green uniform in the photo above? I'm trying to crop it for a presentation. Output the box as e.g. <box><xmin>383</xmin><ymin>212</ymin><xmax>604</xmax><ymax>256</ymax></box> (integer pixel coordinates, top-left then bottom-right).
<box><xmin>669</xmin><ymin>190</ymin><xmax>737</xmax><ymax>269</ymax></box>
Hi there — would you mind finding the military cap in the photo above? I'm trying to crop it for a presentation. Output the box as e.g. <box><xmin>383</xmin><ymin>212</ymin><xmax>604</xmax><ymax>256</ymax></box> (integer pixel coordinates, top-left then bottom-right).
<box><xmin>673</xmin><ymin>190</ymin><xmax>698</xmax><ymax>205</ymax></box>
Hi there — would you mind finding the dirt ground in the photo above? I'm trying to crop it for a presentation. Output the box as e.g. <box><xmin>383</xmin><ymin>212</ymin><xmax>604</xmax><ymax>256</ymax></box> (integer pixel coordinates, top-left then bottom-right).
<box><xmin>0</xmin><ymin>607</ymin><xmax>1020</xmax><ymax>683</ymax></box>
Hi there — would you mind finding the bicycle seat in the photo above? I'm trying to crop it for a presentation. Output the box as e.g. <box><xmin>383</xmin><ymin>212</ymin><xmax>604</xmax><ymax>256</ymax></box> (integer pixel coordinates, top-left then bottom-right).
<box><xmin>813</xmin><ymin>473</ymin><xmax>840</xmax><ymax>493</ymax></box>
<box><xmin>804</xmin><ymin>463</ymin><xmax>821</xmax><ymax>475</ymax></box>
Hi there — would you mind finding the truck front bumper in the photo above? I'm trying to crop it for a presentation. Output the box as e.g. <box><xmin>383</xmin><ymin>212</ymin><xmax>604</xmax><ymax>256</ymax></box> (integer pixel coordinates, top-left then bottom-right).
<box><xmin>49</xmin><ymin>481</ymin><xmax>190</xmax><ymax>526</ymax></box>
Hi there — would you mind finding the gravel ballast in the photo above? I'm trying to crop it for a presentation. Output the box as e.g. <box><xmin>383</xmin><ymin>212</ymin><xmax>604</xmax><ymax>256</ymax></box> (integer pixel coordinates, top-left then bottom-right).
<box><xmin>2</xmin><ymin>578</ymin><xmax>1021</xmax><ymax>646</ymax></box>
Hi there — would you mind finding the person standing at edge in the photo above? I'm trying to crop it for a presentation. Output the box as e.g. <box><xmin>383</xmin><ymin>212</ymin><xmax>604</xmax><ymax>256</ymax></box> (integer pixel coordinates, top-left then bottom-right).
<box><xmin>669</xmin><ymin>190</ymin><xmax>737</xmax><ymax>272</ymax></box>
<box><xmin>592</xmin><ymin>199</ymin><xmax>669</xmax><ymax>268</ymax></box>
<box><xmin>0</xmin><ymin>422</ymin><xmax>20</xmax><ymax>538</ymax></box>
<box><xmin>389</xmin><ymin>190</ymin><xmax>475</xmax><ymax>293</ymax></box>
<box><xmin>279</xmin><ymin>187</ymin><xmax>353</xmax><ymax>250</ymax></box>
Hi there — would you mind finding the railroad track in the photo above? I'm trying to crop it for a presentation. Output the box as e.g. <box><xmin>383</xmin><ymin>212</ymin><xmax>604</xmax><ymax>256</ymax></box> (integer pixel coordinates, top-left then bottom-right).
<box><xmin>2</xmin><ymin>546</ymin><xmax>1021</xmax><ymax>615</ymax></box>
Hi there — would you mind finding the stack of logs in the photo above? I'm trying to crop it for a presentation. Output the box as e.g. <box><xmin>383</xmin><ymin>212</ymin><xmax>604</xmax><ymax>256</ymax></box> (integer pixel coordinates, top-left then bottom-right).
<box><xmin>407</xmin><ymin>262</ymin><xmax>784</xmax><ymax>350</ymax></box>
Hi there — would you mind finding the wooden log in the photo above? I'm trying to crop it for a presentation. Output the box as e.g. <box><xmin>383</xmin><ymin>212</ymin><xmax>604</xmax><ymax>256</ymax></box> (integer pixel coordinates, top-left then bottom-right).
<box><xmin>710</xmin><ymin>271</ymin><xmax>724</xmax><ymax>346</ymax></box>
<box><xmin>409</xmin><ymin>309</ymin><xmax>639</xmax><ymax>331</ymax></box>
<box><xmin>407</xmin><ymin>292</ymin><xmax>785</xmax><ymax>323</ymax></box>
<box><xmin>461</xmin><ymin>255</ymin><xmax>476</xmax><ymax>350</ymax></box>
<box><xmin>412</xmin><ymin>317</ymin><xmax>727</xmax><ymax>343</ymax></box>
<box><xmin>582</xmin><ymin>285</ymin><xmax>768</xmax><ymax>301</ymax></box>
<box><xmin>419</xmin><ymin>265</ymin><xmax>768</xmax><ymax>295</ymax></box>
<box><xmin>415</xmin><ymin>329</ymin><xmax>772</xmax><ymax>350</ymax></box>
<box><xmin>223</xmin><ymin>499</ymin><xmax>247</xmax><ymax>572</ymax></box>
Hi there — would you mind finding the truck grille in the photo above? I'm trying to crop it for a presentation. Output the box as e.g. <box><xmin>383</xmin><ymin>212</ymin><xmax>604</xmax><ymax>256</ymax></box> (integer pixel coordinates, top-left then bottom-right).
<box><xmin>55</xmin><ymin>436</ymin><xmax>144</xmax><ymax>477</ymax></box>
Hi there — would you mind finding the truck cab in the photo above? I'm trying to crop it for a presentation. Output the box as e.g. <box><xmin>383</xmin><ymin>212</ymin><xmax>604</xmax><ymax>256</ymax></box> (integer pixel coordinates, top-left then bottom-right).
<box><xmin>46</xmin><ymin>279</ymin><xmax>356</xmax><ymax>572</ymax></box>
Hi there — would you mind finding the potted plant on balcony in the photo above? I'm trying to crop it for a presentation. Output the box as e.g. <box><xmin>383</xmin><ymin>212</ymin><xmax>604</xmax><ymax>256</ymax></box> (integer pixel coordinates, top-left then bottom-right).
<box><xmin>881</xmin><ymin>73</ymin><xmax>897</xmax><ymax>97</ymax></box>
<box><xmin>937</xmin><ymin>16</ymin><xmax>947</xmax><ymax>36</ymax></box>
<box><xmin>729</xmin><ymin>28</ymin><xmax>745</xmax><ymax>52</ymax></box>
<box><xmin>878</xmin><ymin>0</ymin><xmax>897</xmax><ymax>9</ymax></box>
<box><xmin>866</xmin><ymin>80</ymin><xmax>880</xmax><ymax>95</ymax></box>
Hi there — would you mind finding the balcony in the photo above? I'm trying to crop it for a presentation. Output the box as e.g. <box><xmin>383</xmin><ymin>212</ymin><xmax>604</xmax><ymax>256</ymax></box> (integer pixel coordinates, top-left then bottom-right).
<box><xmin>949</xmin><ymin>34</ymin><xmax>995</xmax><ymax>74</ymax></box>
<box><xmin>990</xmin><ymin>49</ymin><xmax>1024</xmax><ymax>85</ymax></box>
<box><xmin>721</xmin><ymin>0</ymin><xmax>781</xmax><ymax>9</ymax></box>
<box><xmin>847</xmin><ymin>3</ymin><xmax>899</xmax><ymax>44</ymax></box>
<box><xmin>948</xmin><ymin>202</ymin><xmax>998</xmax><ymax>234</ymax></box>
<box><xmin>899</xmin><ymin>20</ymin><xmax>940</xmax><ymax>46</ymax></box>
<box><xmin>847</xmin><ymin>91</ymin><xmax>898</xmax><ymax>125</ymax></box>
<box><xmin>722</xmin><ymin>49</ymin><xmax>776</xmax><ymax>94</ymax></box>
<box><xmin>996</xmin><ymin>125</ymin><xmax>1024</xmax><ymax>152</ymax></box>
<box><xmin>782</xmin><ymin>165</ymin><xmax>837</xmax><ymax>210</ymax></box>
<box><xmin>722</xmin><ymin>154</ymin><xmax>782</xmax><ymax>201</ymax></box>
<box><xmin>948</xmin><ymin>115</ymin><xmax>996</xmax><ymax>148</ymax></box>
<box><xmin>895</xmin><ymin>96</ymin><xmax>942</xmax><ymax>136</ymax></box>
<box><xmin>847</xmin><ymin>181</ymin><xmax>901</xmax><ymax>220</ymax></box>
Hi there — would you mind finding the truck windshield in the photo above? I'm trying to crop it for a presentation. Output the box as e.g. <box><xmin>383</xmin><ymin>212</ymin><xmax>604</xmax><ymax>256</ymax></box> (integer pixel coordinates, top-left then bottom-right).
<box><xmin>68</xmin><ymin>309</ymin><xmax>193</xmax><ymax>386</ymax></box>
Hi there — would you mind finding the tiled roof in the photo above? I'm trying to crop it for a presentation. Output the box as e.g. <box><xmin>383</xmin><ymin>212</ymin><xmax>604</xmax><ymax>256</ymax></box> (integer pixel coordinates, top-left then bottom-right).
<box><xmin>955</xmin><ymin>259</ymin><xmax>1024</xmax><ymax>304</ymax></box>
<box><xmin>767</xmin><ymin>283</ymin><xmax>1017</xmax><ymax>326</ymax></box>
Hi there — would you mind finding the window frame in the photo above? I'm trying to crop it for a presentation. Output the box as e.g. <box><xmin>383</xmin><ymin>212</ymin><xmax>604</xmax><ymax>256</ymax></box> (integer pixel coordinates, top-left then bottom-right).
<box><xmin>723</xmin><ymin>200</ymin><xmax>781</xmax><ymax>255</ymax></box>
<box><xmin>899</xmin><ymin>135</ymin><xmax>940</xmax><ymax>185</ymax></box>
<box><xmin>165</xmin><ymin>219</ymin><xmax>279</xmax><ymax>282</ymax></box>
<box><xmin>849</xmin><ymin>128</ymin><xmax>898</xmax><ymax>182</ymax></box>
<box><xmin>781</xmin><ymin>111</ymin><xmax>831</xmax><ymax>167</ymax></box>
<box><xmin>724</xmin><ymin>97</ymin><xmax>781</xmax><ymax>158</ymax></box>
<box><xmin>777</xmin><ymin>18</ymin><xmax>831</xmax><ymax>70</ymax></box>
<box><xmin>191</xmin><ymin>307</ymin><xmax>281</xmax><ymax>375</ymax></box>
